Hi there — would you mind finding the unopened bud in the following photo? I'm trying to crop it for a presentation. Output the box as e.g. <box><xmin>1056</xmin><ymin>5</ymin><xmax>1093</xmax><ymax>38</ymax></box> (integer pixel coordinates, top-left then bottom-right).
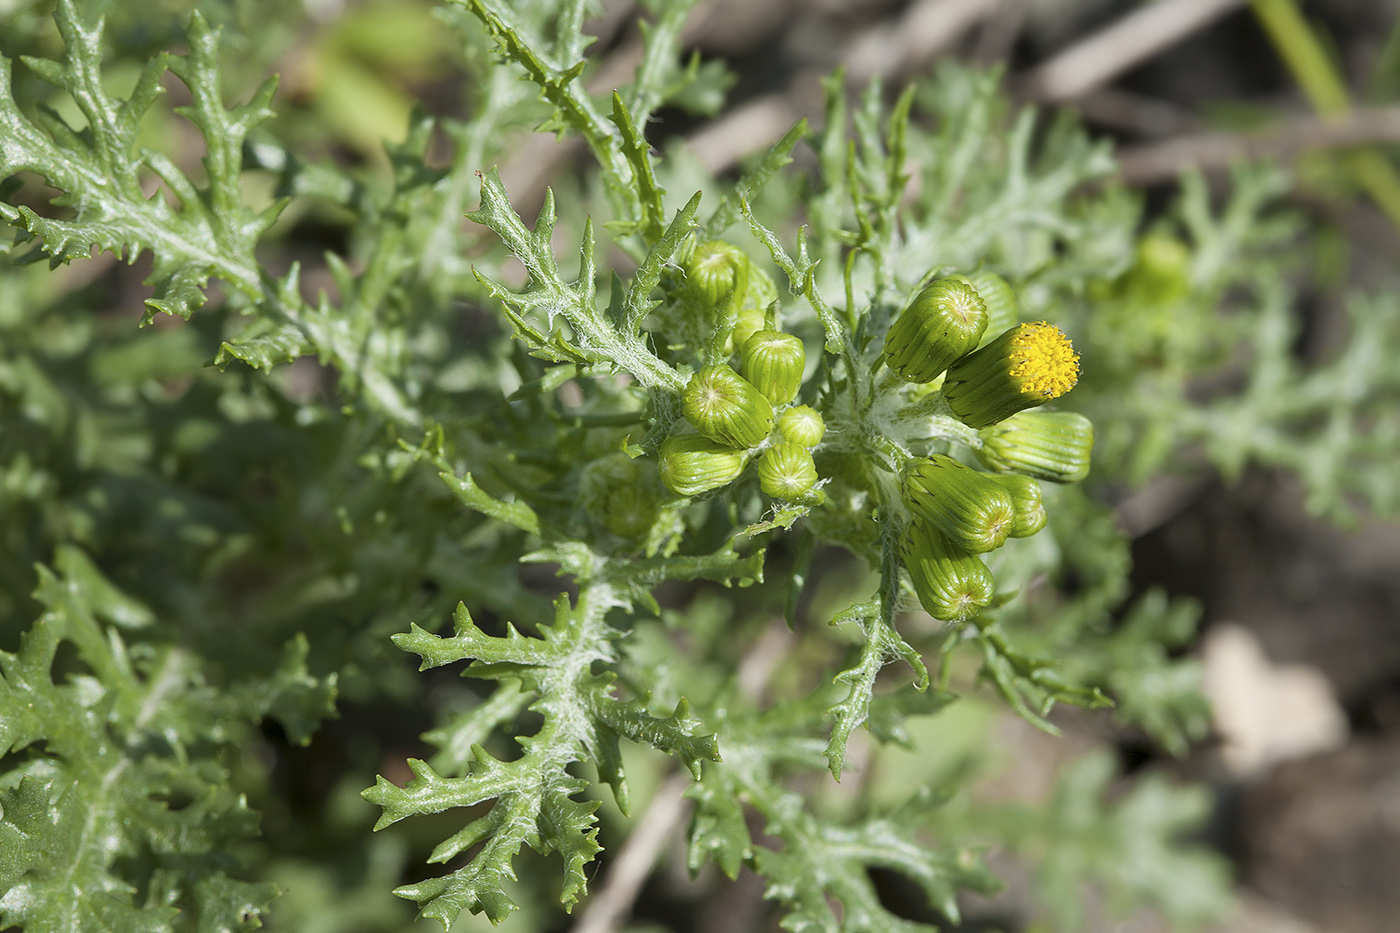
<box><xmin>975</xmin><ymin>410</ymin><xmax>1094</xmax><ymax>483</ymax></box>
<box><xmin>902</xmin><ymin>520</ymin><xmax>994</xmax><ymax>622</ymax></box>
<box><xmin>732</xmin><ymin>267</ymin><xmax>778</xmax><ymax>352</ymax></box>
<box><xmin>987</xmin><ymin>473</ymin><xmax>1047</xmax><ymax>538</ymax></box>
<box><xmin>658</xmin><ymin>435</ymin><xmax>746</xmax><ymax>497</ymax></box>
<box><xmin>884</xmin><ymin>279</ymin><xmax>988</xmax><ymax>384</ymax></box>
<box><xmin>961</xmin><ymin>271</ymin><xmax>1018</xmax><ymax>344</ymax></box>
<box><xmin>683</xmin><ymin>240</ymin><xmax>750</xmax><ymax>309</ymax></box>
<box><xmin>901</xmin><ymin>454</ymin><xmax>1015</xmax><ymax>554</ymax></box>
<box><xmin>580</xmin><ymin>454</ymin><xmax>665</xmax><ymax>538</ymax></box>
<box><xmin>756</xmin><ymin>442</ymin><xmax>819</xmax><ymax>499</ymax></box>
<box><xmin>682</xmin><ymin>365</ymin><xmax>774</xmax><ymax>449</ymax></box>
<box><xmin>605</xmin><ymin>482</ymin><xmax>662</xmax><ymax>537</ymax></box>
<box><xmin>776</xmin><ymin>405</ymin><xmax>825</xmax><ymax>448</ymax></box>
<box><xmin>740</xmin><ymin>329</ymin><xmax>806</xmax><ymax>405</ymax></box>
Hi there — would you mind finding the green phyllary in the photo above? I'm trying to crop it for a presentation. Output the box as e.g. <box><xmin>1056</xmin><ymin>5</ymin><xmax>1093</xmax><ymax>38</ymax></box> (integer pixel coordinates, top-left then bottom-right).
<box><xmin>975</xmin><ymin>410</ymin><xmax>1095</xmax><ymax>483</ymax></box>
<box><xmin>942</xmin><ymin>322</ymin><xmax>1081</xmax><ymax>429</ymax></box>
<box><xmin>901</xmin><ymin>454</ymin><xmax>1016</xmax><ymax>553</ymax></box>
<box><xmin>776</xmin><ymin>405</ymin><xmax>825</xmax><ymax>448</ymax></box>
<box><xmin>740</xmin><ymin>329</ymin><xmax>805</xmax><ymax>405</ymax></box>
<box><xmin>988</xmin><ymin>472</ymin><xmax>1047</xmax><ymax>538</ymax></box>
<box><xmin>682</xmin><ymin>365</ymin><xmax>775</xmax><ymax>449</ymax></box>
<box><xmin>884</xmin><ymin>278</ymin><xmax>988</xmax><ymax>384</ymax></box>
<box><xmin>658</xmin><ymin>434</ymin><xmax>747</xmax><ymax>496</ymax></box>
<box><xmin>756</xmin><ymin>442</ymin><xmax>819</xmax><ymax>499</ymax></box>
<box><xmin>902</xmin><ymin>520</ymin><xmax>995</xmax><ymax>621</ymax></box>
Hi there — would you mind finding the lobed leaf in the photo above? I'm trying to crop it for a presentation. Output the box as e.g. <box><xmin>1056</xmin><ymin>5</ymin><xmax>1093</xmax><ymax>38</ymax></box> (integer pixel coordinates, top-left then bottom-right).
<box><xmin>0</xmin><ymin>1</ymin><xmax>274</xmax><ymax>321</ymax></box>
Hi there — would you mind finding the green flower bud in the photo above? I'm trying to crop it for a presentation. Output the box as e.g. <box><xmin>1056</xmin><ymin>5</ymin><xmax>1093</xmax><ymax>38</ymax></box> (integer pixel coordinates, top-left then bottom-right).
<box><xmin>682</xmin><ymin>365</ymin><xmax>774</xmax><ymax>449</ymax></box>
<box><xmin>962</xmin><ymin>271</ymin><xmax>1018</xmax><ymax>344</ymax></box>
<box><xmin>683</xmin><ymin>240</ymin><xmax>750</xmax><ymax>308</ymax></box>
<box><xmin>776</xmin><ymin>405</ymin><xmax>825</xmax><ymax>448</ymax></box>
<box><xmin>975</xmin><ymin>410</ymin><xmax>1094</xmax><ymax>483</ymax></box>
<box><xmin>732</xmin><ymin>267</ymin><xmax>778</xmax><ymax>352</ymax></box>
<box><xmin>902</xmin><ymin>520</ymin><xmax>994</xmax><ymax>622</ymax></box>
<box><xmin>580</xmin><ymin>453</ymin><xmax>663</xmax><ymax>538</ymax></box>
<box><xmin>942</xmin><ymin>322</ymin><xmax>1080</xmax><ymax>429</ymax></box>
<box><xmin>987</xmin><ymin>473</ymin><xmax>1047</xmax><ymax>538</ymax></box>
<box><xmin>740</xmin><ymin>329</ymin><xmax>805</xmax><ymax>405</ymax></box>
<box><xmin>657</xmin><ymin>434</ymin><xmax>746</xmax><ymax>497</ymax></box>
<box><xmin>1123</xmin><ymin>234</ymin><xmax>1191</xmax><ymax>306</ymax></box>
<box><xmin>579</xmin><ymin>453</ymin><xmax>639</xmax><ymax>514</ymax></box>
<box><xmin>757</xmin><ymin>442</ymin><xmax>819</xmax><ymax>499</ymax></box>
<box><xmin>604</xmin><ymin>482</ymin><xmax>662</xmax><ymax>538</ymax></box>
<box><xmin>901</xmin><ymin>454</ymin><xmax>1015</xmax><ymax>553</ymax></box>
<box><xmin>884</xmin><ymin>278</ymin><xmax>988</xmax><ymax>384</ymax></box>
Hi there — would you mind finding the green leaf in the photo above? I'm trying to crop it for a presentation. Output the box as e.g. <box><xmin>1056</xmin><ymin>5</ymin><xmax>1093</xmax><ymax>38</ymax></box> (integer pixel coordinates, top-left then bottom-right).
<box><xmin>610</xmin><ymin>90</ymin><xmax>667</xmax><ymax>241</ymax></box>
<box><xmin>616</xmin><ymin>190</ymin><xmax>702</xmax><ymax>335</ymax></box>
<box><xmin>0</xmin><ymin>2</ymin><xmax>275</xmax><ymax>320</ymax></box>
<box><xmin>826</xmin><ymin>644</ymin><xmax>931</xmax><ymax>777</ymax></box>
<box><xmin>228</xmin><ymin>633</ymin><xmax>340</xmax><ymax>746</ymax></box>
<box><xmin>684</xmin><ymin>778</ymin><xmax>752</xmax><ymax>879</ymax></box>
<box><xmin>439</xmin><ymin>471</ymin><xmax>542</xmax><ymax>536</ymax></box>
<box><xmin>826</xmin><ymin>560</ymin><xmax>930</xmax><ymax>779</ymax></box>
<box><xmin>996</xmin><ymin>750</ymin><xmax>1231</xmax><ymax>931</ymax></box>
<box><xmin>594</xmin><ymin>696</ymin><xmax>719</xmax><ymax>780</ymax></box>
<box><xmin>703</xmin><ymin>119</ymin><xmax>809</xmax><ymax>236</ymax></box>
<box><xmin>214</xmin><ymin>320</ymin><xmax>313</xmax><ymax>373</ymax></box>
<box><xmin>973</xmin><ymin>620</ymin><xmax>1113</xmax><ymax>734</ymax></box>
<box><xmin>0</xmin><ymin>551</ymin><xmax>293</xmax><ymax>933</ymax></box>
<box><xmin>707</xmin><ymin>731</ymin><xmax>1000</xmax><ymax>933</ymax></box>
<box><xmin>469</xmin><ymin>169</ymin><xmax>687</xmax><ymax>390</ymax></box>
<box><xmin>1094</xmin><ymin>590</ymin><xmax>1211</xmax><ymax>756</ymax></box>
<box><xmin>370</xmin><ymin>584</ymin><xmax>718</xmax><ymax>927</ymax></box>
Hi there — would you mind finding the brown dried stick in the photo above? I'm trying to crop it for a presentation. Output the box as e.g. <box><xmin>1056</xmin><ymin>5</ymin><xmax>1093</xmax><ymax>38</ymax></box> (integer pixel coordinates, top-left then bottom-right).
<box><xmin>1116</xmin><ymin>106</ymin><xmax>1400</xmax><ymax>185</ymax></box>
<box><xmin>1020</xmin><ymin>0</ymin><xmax>1248</xmax><ymax>103</ymax></box>
<box><xmin>687</xmin><ymin>0</ymin><xmax>1002</xmax><ymax>175</ymax></box>
<box><xmin>569</xmin><ymin>772</ymin><xmax>693</xmax><ymax>933</ymax></box>
<box><xmin>844</xmin><ymin>0</ymin><xmax>997</xmax><ymax>83</ymax></box>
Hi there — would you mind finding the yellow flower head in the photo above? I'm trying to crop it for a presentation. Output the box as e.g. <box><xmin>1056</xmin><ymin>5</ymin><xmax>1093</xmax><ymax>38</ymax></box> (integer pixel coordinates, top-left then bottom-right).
<box><xmin>942</xmin><ymin>322</ymin><xmax>1082</xmax><ymax>428</ymax></box>
<box><xmin>1008</xmin><ymin>322</ymin><xmax>1080</xmax><ymax>400</ymax></box>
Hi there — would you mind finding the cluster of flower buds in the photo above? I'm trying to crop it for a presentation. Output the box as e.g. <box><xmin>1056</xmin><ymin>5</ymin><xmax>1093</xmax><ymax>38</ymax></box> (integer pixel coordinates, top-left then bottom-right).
<box><xmin>657</xmin><ymin>242</ymin><xmax>824</xmax><ymax>501</ymax></box>
<box><xmin>884</xmin><ymin>274</ymin><xmax>1081</xmax><ymax>426</ymax></box>
<box><xmin>887</xmin><ymin>274</ymin><xmax>1094</xmax><ymax>622</ymax></box>
<box><xmin>673</xmin><ymin>239</ymin><xmax>779</xmax><ymax>353</ymax></box>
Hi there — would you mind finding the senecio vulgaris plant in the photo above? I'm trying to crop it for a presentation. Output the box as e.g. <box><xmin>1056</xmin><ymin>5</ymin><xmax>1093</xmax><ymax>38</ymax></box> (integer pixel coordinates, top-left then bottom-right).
<box><xmin>11</xmin><ymin>0</ymin><xmax>1400</xmax><ymax>930</ymax></box>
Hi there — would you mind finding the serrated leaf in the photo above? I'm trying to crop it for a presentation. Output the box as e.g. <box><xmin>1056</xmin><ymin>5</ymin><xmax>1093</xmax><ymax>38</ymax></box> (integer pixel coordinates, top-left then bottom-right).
<box><xmin>826</xmin><ymin>601</ymin><xmax>929</xmax><ymax>780</ymax></box>
<box><xmin>227</xmin><ymin>633</ymin><xmax>339</xmax><ymax>746</ymax></box>
<box><xmin>685</xmin><ymin>779</ymin><xmax>752</xmax><ymax>879</ymax></box>
<box><xmin>992</xmin><ymin>750</ymin><xmax>1230</xmax><ymax>931</ymax></box>
<box><xmin>439</xmin><ymin>470</ymin><xmax>542</xmax><ymax>535</ymax></box>
<box><xmin>215</xmin><ymin>322</ymin><xmax>312</xmax><ymax>372</ymax></box>
<box><xmin>594</xmin><ymin>696</ymin><xmax>720</xmax><ymax>780</ymax></box>
<box><xmin>370</xmin><ymin>583</ymin><xmax>716</xmax><ymax>928</ymax></box>
<box><xmin>469</xmin><ymin>168</ymin><xmax>687</xmax><ymax>391</ymax></box>
<box><xmin>974</xmin><ymin>621</ymin><xmax>1113</xmax><ymax>734</ymax></box>
<box><xmin>0</xmin><ymin>551</ymin><xmax>291</xmax><ymax>933</ymax></box>
<box><xmin>0</xmin><ymin>2</ymin><xmax>272</xmax><ymax>320</ymax></box>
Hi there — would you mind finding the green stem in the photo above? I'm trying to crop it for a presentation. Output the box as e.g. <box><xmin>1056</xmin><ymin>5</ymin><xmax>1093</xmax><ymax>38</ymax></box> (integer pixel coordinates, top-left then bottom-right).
<box><xmin>1251</xmin><ymin>0</ymin><xmax>1348</xmax><ymax>114</ymax></box>
<box><xmin>1252</xmin><ymin>0</ymin><xmax>1400</xmax><ymax>231</ymax></box>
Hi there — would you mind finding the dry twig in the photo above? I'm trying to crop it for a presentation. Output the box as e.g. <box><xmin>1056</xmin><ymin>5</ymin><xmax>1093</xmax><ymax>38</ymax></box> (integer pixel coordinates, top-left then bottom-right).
<box><xmin>1020</xmin><ymin>0</ymin><xmax>1248</xmax><ymax>103</ymax></box>
<box><xmin>844</xmin><ymin>0</ymin><xmax>996</xmax><ymax>82</ymax></box>
<box><xmin>569</xmin><ymin>772</ymin><xmax>693</xmax><ymax>933</ymax></box>
<box><xmin>1116</xmin><ymin>106</ymin><xmax>1400</xmax><ymax>185</ymax></box>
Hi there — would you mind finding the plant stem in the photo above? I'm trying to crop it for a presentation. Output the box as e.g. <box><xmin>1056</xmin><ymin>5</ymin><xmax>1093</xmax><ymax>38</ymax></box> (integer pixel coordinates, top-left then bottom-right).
<box><xmin>1252</xmin><ymin>0</ymin><xmax>1400</xmax><ymax>230</ymax></box>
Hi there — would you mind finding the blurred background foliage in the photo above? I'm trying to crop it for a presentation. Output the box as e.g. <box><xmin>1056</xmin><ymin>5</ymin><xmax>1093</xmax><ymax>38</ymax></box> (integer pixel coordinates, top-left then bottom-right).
<box><xmin>4</xmin><ymin>1</ymin><xmax>1400</xmax><ymax>932</ymax></box>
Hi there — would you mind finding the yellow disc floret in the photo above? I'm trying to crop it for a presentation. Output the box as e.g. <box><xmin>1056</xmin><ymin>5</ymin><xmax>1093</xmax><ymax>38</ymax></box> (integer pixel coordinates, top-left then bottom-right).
<box><xmin>1008</xmin><ymin>322</ymin><xmax>1079</xmax><ymax>400</ymax></box>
